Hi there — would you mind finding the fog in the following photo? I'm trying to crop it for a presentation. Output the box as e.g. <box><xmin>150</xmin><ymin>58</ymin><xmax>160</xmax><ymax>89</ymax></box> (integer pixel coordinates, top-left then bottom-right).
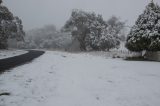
<box><xmin>3</xmin><ymin>0</ymin><xmax>160</xmax><ymax>30</ymax></box>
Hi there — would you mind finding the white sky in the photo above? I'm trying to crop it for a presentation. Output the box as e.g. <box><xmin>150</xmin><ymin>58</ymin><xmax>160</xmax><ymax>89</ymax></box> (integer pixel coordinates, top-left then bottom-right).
<box><xmin>3</xmin><ymin>0</ymin><xmax>160</xmax><ymax>31</ymax></box>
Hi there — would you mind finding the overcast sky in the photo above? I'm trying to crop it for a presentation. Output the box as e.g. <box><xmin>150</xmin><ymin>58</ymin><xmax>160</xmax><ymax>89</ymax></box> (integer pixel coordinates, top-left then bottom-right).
<box><xmin>3</xmin><ymin>0</ymin><xmax>160</xmax><ymax>31</ymax></box>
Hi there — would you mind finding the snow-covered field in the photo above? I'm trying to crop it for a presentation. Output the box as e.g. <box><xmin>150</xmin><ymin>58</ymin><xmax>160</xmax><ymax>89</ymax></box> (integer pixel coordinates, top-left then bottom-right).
<box><xmin>0</xmin><ymin>50</ymin><xmax>28</xmax><ymax>59</ymax></box>
<box><xmin>0</xmin><ymin>51</ymin><xmax>160</xmax><ymax>106</ymax></box>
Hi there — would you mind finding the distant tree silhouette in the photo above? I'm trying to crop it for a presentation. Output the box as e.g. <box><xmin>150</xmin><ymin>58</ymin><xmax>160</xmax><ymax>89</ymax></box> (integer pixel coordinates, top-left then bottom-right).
<box><xmin>0</xmin><ymin>0</ymin><xmax>2</xmax><ymax>5</ymax></box>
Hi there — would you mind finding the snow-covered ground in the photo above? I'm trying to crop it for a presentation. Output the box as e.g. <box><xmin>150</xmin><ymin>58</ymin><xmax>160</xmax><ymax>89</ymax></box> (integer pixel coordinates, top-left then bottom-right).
<box><xmin>0</xmin><ymin>51</ymin><xmax>160</xmax><ymax>106</ymax></box>
<box><xmin>0</xmin><ymin>50</ymin><xmax>28</xmax><ymax>59</ymax></box>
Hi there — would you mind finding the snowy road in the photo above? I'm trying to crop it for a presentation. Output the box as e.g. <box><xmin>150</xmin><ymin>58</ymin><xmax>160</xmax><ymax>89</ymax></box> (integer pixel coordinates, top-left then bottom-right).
<box><xmin>0</xmin><ymin>50</ymin><xmax>44</xmax><ymax>72</ymax></box>
<box><xmin>0</xmin><ymin>51</ymin><xmax>160</xmax><ymax>106</ymax></box>
<box><xmin>0</xmin><ymin>50</ymin><xmax>28</xmax><ymax>60</ymax></box>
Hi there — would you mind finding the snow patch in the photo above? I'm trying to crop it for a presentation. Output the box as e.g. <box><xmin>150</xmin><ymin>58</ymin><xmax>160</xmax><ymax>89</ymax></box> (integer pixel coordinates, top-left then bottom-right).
<box><xmin>0</xmin><ymin>51</ymin><xmax>160</xmax><ymax>106</ymax></box>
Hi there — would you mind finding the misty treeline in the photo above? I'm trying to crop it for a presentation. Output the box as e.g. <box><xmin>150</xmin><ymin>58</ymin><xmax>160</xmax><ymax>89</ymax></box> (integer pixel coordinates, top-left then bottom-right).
<box><xmin>23</xmin><ymin>25</ymin><xmax>72</xmax><ymax>50</ymax></box>
<box><xmin>22</xmin><ymin>10</ymin><xmax>126</xmax><ymax>51</ymax></box>
<box><xmin>1</xmin><ymin>0</ymin><xmax>160</xmax><ymax>52</ymax></box>
<box><xmin>0</xmin><ymin>0</ymin><xmax>126</xmax><ymax>51</ymax></box>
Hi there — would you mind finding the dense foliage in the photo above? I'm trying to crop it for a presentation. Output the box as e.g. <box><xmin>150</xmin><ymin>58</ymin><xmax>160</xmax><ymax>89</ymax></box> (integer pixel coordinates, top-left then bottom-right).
<box><xmin>0</xmin><ymin>1</ymin><xmax>25</xmax><ymax>49</ymax></box>
<box><xmin>126</xmin><ymin>1</ymin><xmax>160</xmax><ymax>52</ymax></box>
<box><xmin>64</xmin><ymin>9</ymin><xmax>125</xmax><ymax>51</ymax></box>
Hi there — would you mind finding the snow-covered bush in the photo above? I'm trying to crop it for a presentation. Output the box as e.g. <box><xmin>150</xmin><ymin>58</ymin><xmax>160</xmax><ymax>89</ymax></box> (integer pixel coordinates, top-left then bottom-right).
<box><xmin>0</xmin><ymin>1</ymin><xmax>25</xmax><ymax>49</ymax></box>
<box><xmin>64</xmin><ymin>9</ymin><xmax>125</xmax><ymax>51</ymax></box>
<box><xmin>101</xmin><ymin>16</ymin><xmax>125</xmax><ymax>51</ymax></box>
<box><xmin>126</xmin><ymin>1</ymin><xmax>160</xmax><ymax>52</ymax></box>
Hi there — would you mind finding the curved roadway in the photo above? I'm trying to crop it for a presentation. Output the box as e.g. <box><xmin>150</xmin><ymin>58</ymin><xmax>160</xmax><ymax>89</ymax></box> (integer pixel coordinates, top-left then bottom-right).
<box><xmin>0</xmin><ymin>50</ymin><xmax>45</xmax><ymax>73</ymax></box>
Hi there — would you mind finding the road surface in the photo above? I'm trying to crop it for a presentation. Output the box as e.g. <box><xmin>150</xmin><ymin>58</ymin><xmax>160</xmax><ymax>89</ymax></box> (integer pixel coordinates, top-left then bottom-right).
<box><xmin>0</xmin><ymin>50</ymin><xmax>45</xmax><ymax>73</ymax></box>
